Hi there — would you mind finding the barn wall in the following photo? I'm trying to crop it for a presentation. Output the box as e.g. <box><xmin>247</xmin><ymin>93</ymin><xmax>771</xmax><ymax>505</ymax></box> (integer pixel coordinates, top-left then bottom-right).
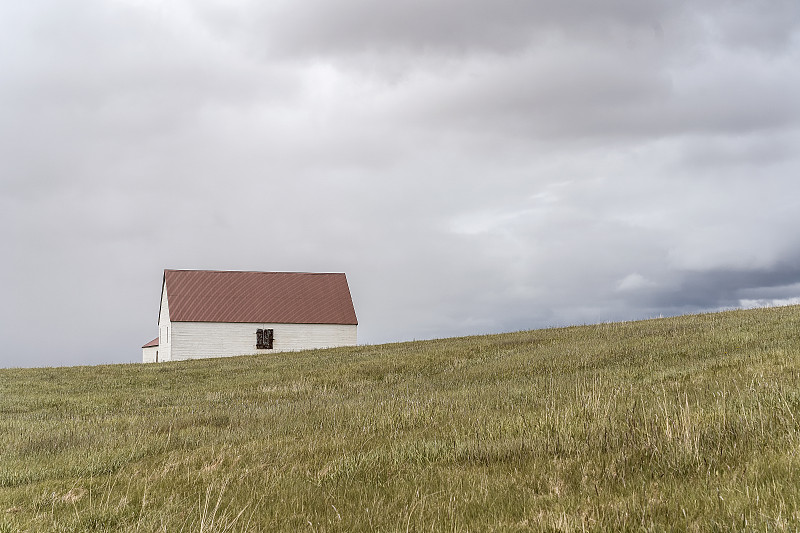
<box><xmin>142</xmin><ymin>346</ymin><xmax>159</xmax><ymax>363</ymax></box>
<box><xmin>169</xmin><ymin>322</ymin><xmax>357</xmax><ymax>361</ymax></box>
<box><xmin>157</xmin><ymin>284</ymin><xmax>172</xmax><ymax>361</ymax></box>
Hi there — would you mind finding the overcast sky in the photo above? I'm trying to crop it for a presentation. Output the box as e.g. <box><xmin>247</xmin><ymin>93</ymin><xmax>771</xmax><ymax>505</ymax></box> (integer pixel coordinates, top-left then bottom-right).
<box><xmin>2</xmin><ymin>0</ymin><xmax>799</xmax><ymax>367</ymax></box>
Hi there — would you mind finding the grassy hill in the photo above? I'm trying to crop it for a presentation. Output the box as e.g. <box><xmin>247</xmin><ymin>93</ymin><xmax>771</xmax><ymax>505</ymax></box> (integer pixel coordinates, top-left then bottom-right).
<box><xmin>2</xmin><ymin>306</ymin><xmax>800</xmax><ymax>532</ymax></box>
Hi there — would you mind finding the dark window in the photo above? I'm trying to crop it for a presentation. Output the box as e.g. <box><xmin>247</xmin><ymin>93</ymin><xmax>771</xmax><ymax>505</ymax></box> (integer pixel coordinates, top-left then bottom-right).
<box><xmin>256</xmin><ymin>328</ymin><xmax>274</xmax><ymax>349</ymax></box>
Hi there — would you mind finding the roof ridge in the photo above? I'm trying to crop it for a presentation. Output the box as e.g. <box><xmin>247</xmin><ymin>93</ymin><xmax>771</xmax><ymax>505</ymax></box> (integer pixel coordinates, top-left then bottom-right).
<box><xmin>164</xmin><ymin>269</ymin><xmax>346</xmax><ymax>275</ymax></box>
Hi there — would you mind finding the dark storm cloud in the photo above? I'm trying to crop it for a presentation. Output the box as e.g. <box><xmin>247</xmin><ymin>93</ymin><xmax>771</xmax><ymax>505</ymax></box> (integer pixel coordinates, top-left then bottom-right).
<box><xmin>626</xmin><ymin>260</ymin><xmax>800</xmax><ymax>315</ymax></box>
<box><xmin>1</xmin><ymin>0</ymin><xmax>800</xmax><ymax>367</ymax></box>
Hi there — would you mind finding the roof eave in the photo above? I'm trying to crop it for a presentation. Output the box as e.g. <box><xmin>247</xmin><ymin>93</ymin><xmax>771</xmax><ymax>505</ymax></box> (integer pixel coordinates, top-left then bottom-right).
<box><xmin>168</xmin><ymin>319</ymin><xmax>358</xmax><ymax>326</ymax></box>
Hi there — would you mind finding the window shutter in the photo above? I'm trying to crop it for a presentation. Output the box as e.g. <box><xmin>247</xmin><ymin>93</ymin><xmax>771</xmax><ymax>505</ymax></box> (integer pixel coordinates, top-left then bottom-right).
<box><xmin>256</xmin><ymin>328</ymin><xmax>273</xmax><ymax>349</ymax></box>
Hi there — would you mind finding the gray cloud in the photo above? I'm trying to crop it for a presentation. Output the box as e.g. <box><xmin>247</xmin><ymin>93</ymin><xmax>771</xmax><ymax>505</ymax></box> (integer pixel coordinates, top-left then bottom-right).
<box><xmin>1</xmin><ymin>0</ymin><xmax>799</xmax><ymax>367</ymax></box>
<box><xmin>210</xmin><ymin>0</ymin><xmax>679</xmax><ymax>57</ymax></box>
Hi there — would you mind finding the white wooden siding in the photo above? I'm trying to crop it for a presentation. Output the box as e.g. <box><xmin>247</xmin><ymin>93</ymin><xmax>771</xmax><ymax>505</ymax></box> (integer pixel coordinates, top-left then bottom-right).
<box><xmin>169</xmin><ymin>322</ymin><xmax>357</xmax><ymax>361</ymax></box>
<box><xmin>142</xmin><ymin>346</ymin><xmax>159</xmax><ymax>363</ymax></box>
<box><xmin>158</xmin><ymin>285</ymin><xmax>172</xmax><ymax>361</ymax></box>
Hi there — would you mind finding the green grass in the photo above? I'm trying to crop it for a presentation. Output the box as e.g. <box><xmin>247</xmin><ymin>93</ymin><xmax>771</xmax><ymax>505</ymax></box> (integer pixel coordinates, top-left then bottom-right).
<box><xmin>2</xmin><ymin>306</ymin><xmax>800</xmax><ymax>531</ymax></box>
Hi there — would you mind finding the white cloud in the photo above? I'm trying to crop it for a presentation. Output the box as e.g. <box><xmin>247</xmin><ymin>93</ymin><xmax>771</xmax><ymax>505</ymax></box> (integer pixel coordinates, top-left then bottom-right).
<box><xmin>616</xmin><ymin>273</ymin><xmax>657</xmax><ymax>292</ymax></box>
<box><xmin>739</xmin><ymin>297</ymin><xmax>800</xmax><ymax>309</ymax></box>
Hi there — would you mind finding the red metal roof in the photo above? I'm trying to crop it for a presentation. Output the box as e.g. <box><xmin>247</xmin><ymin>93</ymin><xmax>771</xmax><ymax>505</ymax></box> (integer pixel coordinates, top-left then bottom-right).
<box><xmin>142</xmin><ymin>337</ymin><xmax>159</xmax><ymax>348</ymax></box>
<box><xmin>163</xmin><ymin>270</ymin><xmax>358</xmax><ymax>325</ymax></box>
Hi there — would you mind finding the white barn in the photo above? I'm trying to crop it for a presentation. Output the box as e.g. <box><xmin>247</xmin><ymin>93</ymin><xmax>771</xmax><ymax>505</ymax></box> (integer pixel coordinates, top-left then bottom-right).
<box><xmin>142</xmin><ymin>269</ymin><xmax>358</xmax><ymax>363</ymax></box>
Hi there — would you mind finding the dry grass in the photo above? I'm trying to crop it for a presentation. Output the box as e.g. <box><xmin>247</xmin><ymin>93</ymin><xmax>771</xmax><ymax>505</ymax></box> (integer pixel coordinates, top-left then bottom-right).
<box><xmin>2</xmin><ymin>306</ymin><xmax>800</xmax><ymax>531</ymax></box>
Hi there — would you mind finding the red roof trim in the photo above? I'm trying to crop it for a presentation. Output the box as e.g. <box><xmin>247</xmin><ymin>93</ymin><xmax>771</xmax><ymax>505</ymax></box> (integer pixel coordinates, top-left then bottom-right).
<box><xmin>163</xmin><ymin>270</ymin><xmax>358</xmax><ymax>325</ymax></box>
<box><xmin>142</xmin><ymin>337</ymin><xmax>159</xmax><ymax>348</ymax></box>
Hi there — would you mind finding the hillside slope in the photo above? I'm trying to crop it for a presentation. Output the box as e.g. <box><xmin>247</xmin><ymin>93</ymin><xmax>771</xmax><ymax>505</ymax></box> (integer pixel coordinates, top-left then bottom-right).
<box><xmin>2</xmin><ymin>306</ymin><xmax>800</xmax><ymax>531</ymax></box>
